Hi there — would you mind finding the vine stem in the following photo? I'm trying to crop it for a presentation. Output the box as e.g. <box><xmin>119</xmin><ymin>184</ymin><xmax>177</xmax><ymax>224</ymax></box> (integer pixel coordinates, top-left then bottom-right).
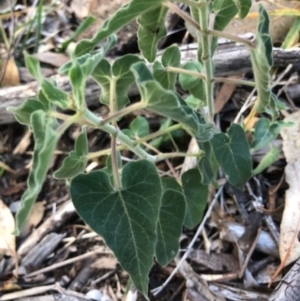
<box><xmin>198</xmin><ymin>0</ymin><xmax>214</xmax><ymax>122</ymax></box>
<box><xmin>109</xmin><ymin>77</ymin><xmax>122</xmax><ymax>189</ymax></box>
<box><xmin>100</xmin><ymin>102</ymin><xmax>145</xmax><ymax>125</ymax></box>
<box><xmin>166</xmin><ymin>66</ymin><xmax>256</xmax><ymax>87</ymax></box>
<box><xmin>135</xmin><ymin>123</ymin><xmax>183</xmax><ymax>145</ymax></box>
<box><xmin>49</xmin><ymin>110</ymin><xmax>156</xmax><ymax>162</ymax></box>
<box><xmin>151</xmin><ymin>185</ymin><xmax>224</xmax><ymax>296</ymax></box>
<box><xmin>83</xmin><ymin>109</ymin><xmax>156</xmax><ymax>162</ymax></box>
<box><xmin>165</xmin><ymin>1</ymin><xmax>255</xmax><ymax>49</ymax></box>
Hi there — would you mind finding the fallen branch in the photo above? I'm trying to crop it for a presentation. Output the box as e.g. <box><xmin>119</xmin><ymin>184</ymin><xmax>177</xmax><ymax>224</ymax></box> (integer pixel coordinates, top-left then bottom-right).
<box><xmin>1</xmin><ymin>43</ymin><xmax>300</xmax><ymax>124</ymax></box>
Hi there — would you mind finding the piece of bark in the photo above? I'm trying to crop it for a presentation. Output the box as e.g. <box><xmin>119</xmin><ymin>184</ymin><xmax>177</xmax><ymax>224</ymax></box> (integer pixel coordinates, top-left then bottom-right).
<box><xmin>209</xmin><ymin>283</ymin><xmax>269</xmax><ymax>301</ymax></box>
<box><xmin>68</xmin><ymin>256</ymin><xmax>97</xmax><ymax>291</ymax></box>
<box><xmin>269</xmin><ymin>258</ymin><xmax>300</xmax><ymax>301</ymax></box>
<box><xmin>219</xmin><ymin>221</ymin><xmax>279</xmax><ymax>258</ymax></box>
<box><xmin>1</xmin><ymin>44</ymin><xmax>300</xmax><ymax>124</ymax></box>
<box><xmin>188</xmin><ymin>249</ymin><xmax>239</xmax><ymax>273</ymax></box>
<box><xmin>18</xmin><ymin>200</ymin><xmax>76</xmax><ymax>257</ymax></box>
<box><xmin>21</xmin><ymin>233</ymin><xmax>65</xmax><ymax>272</ymax></box>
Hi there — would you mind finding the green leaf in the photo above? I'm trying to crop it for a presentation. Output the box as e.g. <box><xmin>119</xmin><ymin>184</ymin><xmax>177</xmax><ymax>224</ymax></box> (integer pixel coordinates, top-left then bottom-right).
<box><xmin>41</xmin><ymin>79</ymin><xmax>70</xmax><ymax>110</ymax></box>
<box><xmin>213</xmin><ymin>0</ymin><xmax>237</xmax><ymax>31</ymax></box>
<box><xmin>91</xmin><ymin>59</ymin><xmax>112</xmax><ymax>105</ymax></box>
<box><xmin>211</xmin><ymin>124</ymin><xmax>252</xmax><ymax>189</ymax></box>
<box><xmin>38</xmin><ymin>90</ymin><xmax>51</xmax><ymax>110</ymax></box>
<box><xmin>182</xmin><ymin>169</ymin><xmax>208</xmax><ymax>229</ymax></box>
<box><xmin>74</xmin><ymin>1</ymin><xmax>163</xmax><ymax>57</ymax></box>
<box><xmin>75</xmin><ymin>127</ymin><xmax>88</xmax><ymax>156</ymax></box>
<box><xmin>59</xmin><ymin>35</ymin><xmax>117</xmax><ymax>75</ymax></box>
<box><xmin>130</xmin><ymin>116</ymin><xmax>149</xmax><ymax>138</ymax></box>
<box><xmin>231</xmin><ymin>0</ymin><xmax>251</xmax><ymax>19</ymax></box>
<box><xmin>156</xmin><ymin>178</ymin><xmax>185</xmax><ymax>266</ymax></box>
<box><xmin>184</xmin><ymin>95</ymin><xmax>202</xmax><ymax>110</ymax></box>
<box><xmin>197</xmin><ymin>141</ymin><xmax>216</xmax><ymax>185</ymax></box>
<box><xmin>54</xmin><ymin>127</ymin><xmax>88</xmax><ymax>179</ymax></box>
<box><xmin>69</xmin><ymin>61</ymin><xmax>86</xmax><ymax>110</ymax></box>
<box><xmin>282</xmin><ymin>17</ymin><xmax>300</xmax><ymax>49</ymax></box>
<box><xmin>161</xmin><ymin>44</ymin><xmax>181</xmax><ymax>68</ymax></box>
<box><xmin>24</xmin><ymin>52</ymin><xmax>43</xmax><ymax>83</ymax></box>
<box><xmin>131</xmin><ymin>62</ymin><xmax>215</xmax><ymax>142</ymax></box>
<box><xmin>151</xmin><ymin>118</ymin><xmax>172</xmax><ymax>148</ymax></box>
<box><xmin>60</xmin><ymin>16</ymin><xmax>96</xmax><ymax>51</ymax></box>
<box><xmin>250</xmin><ymin>5</ymin><xmax>273</xmax><ymax>113</ymax></box>
<box><xmin>178</xmin><ymin>62</ymin><xmax>205</xmax><ymax>103</ymax></box>
<box><xmin>252</xmin><ymin>147</ymin><xmax>279</xmax><ymax>175</ymax></box>
<box><xmin>70</xmin><ymin>160</ymin><xmax>162</xmax><ymax>297</ymax></box>
<box><xmin>53</xmin><ymin>151</ymin><xmax>86</xmax><ymax>179</ymax></box>
<box><xmin>8</xmin><ymin>99</ymin><xmax>46</xmax><ymax>126</ymax></box>
<box><xmin>153</xmin><ymin>45</ymin><xmax>181</xmax><ymax>90</ymax></box>
<box><xmin>212</xmin><ymin>0</ymin><xmax>238</xmax><ymax>53</ymax></box>
<box><xmin>137</xmin><ymin>5</ymin><xmax>168</xmax><ymax>62</ymax></box>
<box><xmin>92</xmin><ymin>54</ymin><xmax>142</xmax><ymax>110</ymax></box>
<box><xmin>251</xmin><ymin>118</ymin><xmax>284</xmax><ymax>150</ymax></box>
<box><xmin>15</xmin><ymin>111</ymin><xmax>58</xmax><ymax>234</ymax></box>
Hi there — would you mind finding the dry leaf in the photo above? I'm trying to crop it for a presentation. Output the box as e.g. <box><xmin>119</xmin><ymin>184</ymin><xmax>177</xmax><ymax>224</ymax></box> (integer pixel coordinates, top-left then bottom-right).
<box><xmin>1</xmin><ymin>57</ymin><xmax>20</xmax><ymax>86</ymax></box>
<box><xmin>186</xmin><ymin>1</ymin><xmax>300</xmax><ymax>44</ymax></box>
<box><xmin>33</xmin><ymin>52</ymin><xmax>69</xmax><ymax>68</ymax></box>
<box><xmin>0</xmin><ymin>199</ymin><xmax>16</xmax><ymax>256</ymax></box>
<box><xmin>20</xmin><ymin>202</ymin><xmax>45</xmax><ymax>238</ymax></box>
<box><xmin>226</xmin><ymin>0</ymin><xmax>300</xmax><ymax>44</ymax></box>
<box><xmin>71</xmin><ymin>0</ymin><xmax>94</xmax><ymax>19</ymax></box>
<box><xmin>279</xmin><ymin>111</ymin><xmax>300</xmax><ymax>267</ymax></box>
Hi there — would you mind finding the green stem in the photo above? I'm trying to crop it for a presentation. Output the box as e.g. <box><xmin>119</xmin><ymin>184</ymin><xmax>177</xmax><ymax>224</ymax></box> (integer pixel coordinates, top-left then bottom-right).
<box><xmin>109</xmin><ymin>77</ymin><xmax>122</xmax><ymax>189</ymax></box>
<box><xmin>155</xmin><ymin>151</ymin><xmax>203</xmax><ymax>162</ymax></box>
<box><xmin>213</xmin><ymin>77</ymin><xmax>256</xmax><ymax>87</ymax></box>
<box><xmin>208</xmin><ymin>29</ymin><xmax>255</xmax><ymax>49</ymax></box>
<box><xmin>83</xmin><ymin>109</ymin><xmax>156</xmax><ymax>162</ymax></box>
<box><xmin>86</xmin><ymin>145</ymin><xmax>126</xmax><ymax>160</ymax></box>
<box><xmin>198</xmin><ymin>0</ymin><xmax>214</xmax><ymax>122</ymax></box>
<box><xmin>169</xmin><ymin>0</ymin><xmax>204</xmax><ymax>8</ymax></box>
<box><xmin>165</xmin><ymin>66</ymin><xmax>206</xmax><ymax>80</ymax></box>
<box><xmin>100</xmin><ymin>102</ymin><xmax>146</xmax><ymax>125</ymax></box>
<box><xmin>111</xmin><ymin>133</ymin><xmax>121</xmax><ymax>189</ymax></box>
<box><xmin>136</xmin><ymin>123</ymin><xmax>183</xmax><ymax>144</ymax></box>
<box><xmin>165</xmin><ymin>1</ymin><xmax>255</xmax><ymax>49</ymax></box>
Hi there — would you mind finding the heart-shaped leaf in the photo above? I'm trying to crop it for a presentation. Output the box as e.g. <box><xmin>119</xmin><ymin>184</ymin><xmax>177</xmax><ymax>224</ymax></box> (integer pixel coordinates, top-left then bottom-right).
<box><xmin>197</xmin><ymin>141</ymin><xmax>216</xmax><ymax>185</ymax></box>
<box><xmin>182</xmin><ymin>169</ymin><xmax>208</xmax><ymax>229</ymax></box>
<box><xmin>251</xmin><ymin>118</ymin><xmax>286</xmax><ymax>150</ymax></box>
<box><xmin>211</xmin><ymin>123</ymin><xmax>252</xmax><ymax>189</ymax></box>
<box><xmin>70</xmin><ymin>160</ymin><xmax>162</xmax><ymax>296</ymax></box>
<box><xmin>59</xmin><ymin>35</ymin><xmax>117</xmax><ymax>74</ymax></box>
<box><xmin>69</xmin><ymin>61</ymin><xmax>86</xmax><ymax>110</ymax></box>
<box><xmin>8</xmin><ymin>99</ymin><xmax>46</xmax><ymax>126</ymax></box>
<box><xmin>231</xmin><ymin>0</ymin><xmax>251</xmax><ymax>19</ymax></box>
<box><xmin>131</xmin><ymin>62</ymin><xmax>215</xmax><ymax>142</ymax></box>
<box><xmin>153</xmin><ymin>45</ymin><xmax>181</xmax><ymax>90</ymax></box>
<box><xmin>54</xmin><ymin>128</ymin><xmax>88</xmax><ymax>179</ymax></box>
<box><xmin>41</xmin><ymin>79</ymin><xmax>70</xmax><ymax>110</ymax></box>
<box><xmin>137</xmin><ymin>5</ymin><xmax>168</xmax><ymax>62</ymax></box>
<box><xmin>92</xmin><ymin>54</ymin><xmax>143</xmax><ymax>110</ymax></box>
<box><xmin>155</xmin><ymin>178</ymin><xmax>185</xmax><ymax>266</ymax></box>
